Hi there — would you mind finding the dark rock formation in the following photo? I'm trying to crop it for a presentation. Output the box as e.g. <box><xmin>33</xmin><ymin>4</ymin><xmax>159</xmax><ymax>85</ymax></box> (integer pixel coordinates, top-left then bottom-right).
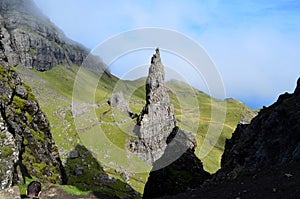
<box><xmin>160</xmin><ymin>78</ymin><xmax>300</xmax><ymax>198</ymax></box>
<box><xmin>129</xmin><ymin>48</ymin><xmax>177</xmax><ymax>164</ymax></box>
<box><xmin>0</xmin><ymin>0</ymin><xmax>104</xmax><ymax>71</ymax></box>
<box><xmin>0</xmin><ymin>62</ymin><xmax>67</xmax><ymax>188</ymax></box>
<box><xmin>220</xmin><ymin>78</ymin><xmax>300</xmax><ymax>177</ymax></box>
<box><xmin>143</xmin><ymin>127</ymin><xmax>211</xmax><ymax>198</ymax></box>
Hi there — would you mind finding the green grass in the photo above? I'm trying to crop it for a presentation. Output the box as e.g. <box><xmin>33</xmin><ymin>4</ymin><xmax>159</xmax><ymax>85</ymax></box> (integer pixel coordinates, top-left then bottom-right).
<box><xmin>165</xmin><ymin>81</ymin><xmax>255</xmax><ymax>173</ymax></box>
<box><xmin>15</xmin><ymin>64</ymin><xmax>256</xmax><ymax>196</ymax></box>
<box><xmin>29</xmin><ymin>49</ymin><xmax>35</xmax><ymax>56</ymax></box>
<box><xmin>58</xmin><ymin>185</ymin><xmax>90</xmax><ymax>195</ymax></box>
<box><xmin>0</xmin><ymin>146</ymin><xmax>13</xmax><ymax>158</ymax></box>
<box><xmin>17</xmin><ymin>177</ymin><xmax>39</xmax><ymax>196</ymax></box>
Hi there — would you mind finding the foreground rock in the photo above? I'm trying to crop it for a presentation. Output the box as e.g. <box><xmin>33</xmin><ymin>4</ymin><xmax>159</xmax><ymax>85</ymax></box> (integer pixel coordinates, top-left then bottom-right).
<box><xmin>162</xmin><ymin>159</ymin><xmax>300</xmax><ymax>199</ymax></box>
<box><xmin>0</xmin><ymin>62</ymin><xmax>67</xmax><ymax>188</ymax></box>
<box><xmin>143</xmin><ymin>127</ymin><xmax>211</xmax><ymax>198</ymax></box>
<box><xmin>161</xmin><ymin>78</ymin><xmax>300</xmax><ymax>198</ymax></box>
<box><xmin>220</xmin><ymin>78</ymin><xmax>300</xmax><ymax>177</ymax></box>
<box><xmin>0</xmin><ymin>186</ymin><xmax>20</xmax><ymax>199</ymax></box>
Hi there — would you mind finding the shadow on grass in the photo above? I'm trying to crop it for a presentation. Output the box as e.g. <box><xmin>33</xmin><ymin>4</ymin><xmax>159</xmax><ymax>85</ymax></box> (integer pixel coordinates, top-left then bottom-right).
<box><xmin>65</xmin><ymin>144</ymin><xmax>140</xmax><ymax>199</ymax></box>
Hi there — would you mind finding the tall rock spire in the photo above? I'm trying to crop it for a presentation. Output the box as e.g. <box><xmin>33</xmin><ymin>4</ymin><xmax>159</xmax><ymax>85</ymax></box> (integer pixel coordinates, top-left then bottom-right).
<box><xmin>129</xmin><ymin>49</ymin><xmax>210</xmax><ymax>198</ymax></box>
<box><xmin>145</xmin><ymin>48</ymin><xmax>166</xmax><ymax>104</ymax></box>
<box><xmin>129</xmin><ymin>48</ymin><xmax>177</xmax><ymax>164</ymax></box>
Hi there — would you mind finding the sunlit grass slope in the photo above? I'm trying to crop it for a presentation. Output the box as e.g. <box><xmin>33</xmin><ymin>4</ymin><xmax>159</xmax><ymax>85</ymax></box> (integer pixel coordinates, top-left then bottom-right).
<box><xmin>16</xmin><ymin>65</ymin><xmax>256</xmax><ymax>196</ymax></box>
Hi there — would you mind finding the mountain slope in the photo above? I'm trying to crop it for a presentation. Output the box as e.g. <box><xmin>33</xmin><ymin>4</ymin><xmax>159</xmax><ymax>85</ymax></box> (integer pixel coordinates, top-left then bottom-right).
<box><xmin>16</xmin><ymin>63</ymin><xmax>256</xmax><ymax>195</ymax></box>
<box><xmin>0</xmin><ymin>0</ymin><xmax>103</xmax><ymax>71</ymax></box>
<box><xmin>0</xmin><ymin>0</ymin><xmax>256</xmax><ymax>197</ymax></box>
<box><xmin>0</xmin><ymin>0</ymin><xmax>139</xmax><ymax>198</ymax></box>
<box><xmin>162</xmin><ymin>78</ymin><xmax>300</xmax><ymax>198</ymax></box>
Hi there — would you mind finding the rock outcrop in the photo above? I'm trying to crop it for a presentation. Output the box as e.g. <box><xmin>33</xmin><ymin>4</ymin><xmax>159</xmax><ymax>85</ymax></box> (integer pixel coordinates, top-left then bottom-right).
<box><xmin>0</xmin><ymin>62</ymin><xmax>67</xmax><ymax>188</ymax></box>
<box><xmin>0</xmin><ymin>186</ymin><xmax>20</xmax><ymax>199</ymax></box>
<box><xmin>0</xmin><ymin>115</ymin><xmax>19</xmax><ymax>189</ymax></box>
<box><xmin>0</xmin><ymin>0</ymin><xmax>104</xmax><ymax>71</ymax></box>
<box><xmin>220</xmin><ymin>78</ymin><xmax>300</xmax><ymax>177</ymax></box>
<box><xmin>127</xmin><ymin>49</ymin><xmax>210</xmax><ymax>198</ymax></box>
<box><xmin>108</xmin><ymin>92</ymin><xmax>133</xmax><ymax>115</ymax></box>
<box><xmin>160</xmin><ymin>78</ymin><xmax>300</xmax><ymax>198</ymax></box>
<box><xmin>129</xmin><ymin>48</ymin><xmax>177</xmax><ymax>164</ymax></box>
<box><xmin>143</xmin><ymin>127</ymin><xmax>211</xmax><ymax>198</ymax></box>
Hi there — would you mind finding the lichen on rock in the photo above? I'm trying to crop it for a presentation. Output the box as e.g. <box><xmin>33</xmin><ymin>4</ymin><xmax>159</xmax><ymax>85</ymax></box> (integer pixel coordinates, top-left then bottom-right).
<box><xmin>0</xmin><ymin>63</ymin><xmax>67</xmax><ymax>187</ymax></box>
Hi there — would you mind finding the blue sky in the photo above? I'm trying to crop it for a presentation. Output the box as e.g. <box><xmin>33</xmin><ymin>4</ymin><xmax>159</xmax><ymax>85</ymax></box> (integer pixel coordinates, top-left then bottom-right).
<box><xmin>33</xmin><ymin>0</ymin><xmax>300</xmax><ymax>109</ymax></box>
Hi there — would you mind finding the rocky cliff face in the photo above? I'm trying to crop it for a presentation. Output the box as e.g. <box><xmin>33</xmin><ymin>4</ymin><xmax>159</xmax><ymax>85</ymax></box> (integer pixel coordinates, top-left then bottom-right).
<box><xmin>129</xmin><ymin>48</ymin><xmax>177</xmax><ymax>164</ymax></box>
<box><xmin>0</xmin><ymin>60</ymin><xmax>67</xmax><ymax>188</ymax></box>
<box><xmin>160</xmin><ymin>78</ymin><xmax>300</xmax><ymax>198</ymax></box>
<box><xmin>219</xmin><ymin>78</ymin><xmax>300</xmax><ymax>177</ymax></box>
<box><xmin>0</xmin><ymin>114</ymin><xmax>18</xmax><ymax>189</ymax></box>
<box><xmin>0</xmin><ymin>0</ymin><xmax>90</xmax><ymax>70</ymax></box>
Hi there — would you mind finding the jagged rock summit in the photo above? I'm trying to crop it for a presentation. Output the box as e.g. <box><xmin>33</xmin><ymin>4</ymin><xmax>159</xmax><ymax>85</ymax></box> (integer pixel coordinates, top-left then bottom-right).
<box><xmin>129</xmin><ymin>48</ymin><xmax>177</xmax><ymax>164</ymax></box>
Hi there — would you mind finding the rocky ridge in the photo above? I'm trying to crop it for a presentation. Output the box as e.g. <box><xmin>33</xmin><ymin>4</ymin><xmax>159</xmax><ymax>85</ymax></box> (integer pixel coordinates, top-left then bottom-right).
<box><xmin>143</xmin><ymin>127</ymin><xmax>211</xmax><ymax>198</ymax></box>
<box><xmin>0</xmin><ymin>0</ymin><xmax>104</xmax><ymax>71</ymax></box>
<box><xmin>219</xmin><ymin>77</ymin><xmax>300</xmax><ymax>178</ymax></box>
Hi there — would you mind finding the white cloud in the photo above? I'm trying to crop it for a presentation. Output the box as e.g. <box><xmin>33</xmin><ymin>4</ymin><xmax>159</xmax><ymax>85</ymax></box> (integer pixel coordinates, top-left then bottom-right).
<box><xmin>33</xmin><ymin>0</ymin><xmax>300</xmax><ymax>109</ymax></box>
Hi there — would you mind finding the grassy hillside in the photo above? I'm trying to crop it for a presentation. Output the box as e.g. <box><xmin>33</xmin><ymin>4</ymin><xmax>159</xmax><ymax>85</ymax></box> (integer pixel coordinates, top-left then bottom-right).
<box><xmin>16</xmin><ymin>65</ymin><xmax>256</xmax><ymax>196</ymax></box>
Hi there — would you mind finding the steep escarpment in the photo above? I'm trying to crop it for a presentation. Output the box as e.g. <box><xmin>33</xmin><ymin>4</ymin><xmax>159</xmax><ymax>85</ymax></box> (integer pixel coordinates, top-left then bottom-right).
<box><xmin>0</xmin><ymin>5</ymin><xmax>68</xmax><ymax>185</ymax></box>
<box><xmin>0</xmin><ymin>62</ymin><xmax>66</xmax><ymax>188</ymax></box>
<box><xmin>0</xmin><ymin>0</ymin><xmax>100</xmax><ymax>71</ymax></box>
